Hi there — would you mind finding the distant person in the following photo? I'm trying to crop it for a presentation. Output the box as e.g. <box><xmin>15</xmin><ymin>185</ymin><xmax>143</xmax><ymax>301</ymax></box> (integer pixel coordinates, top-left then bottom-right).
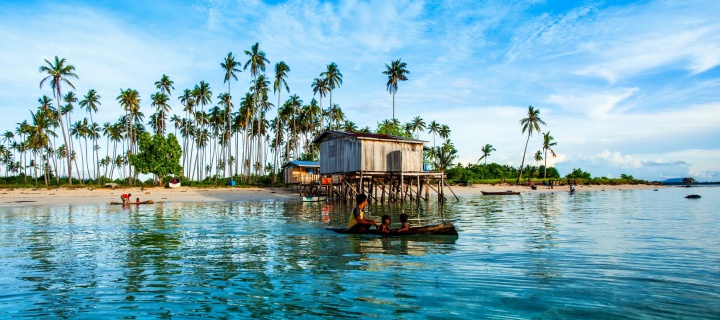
<box><xmin>135</xmin><ymin>198</ymin><xmax>140</xmax><ymax>203</ymax></box>
<box><xmin>570</xmin><ymin>185</ymin><xmax>575</xmax><ymax>194</ymax></box>
<box><xmin>120</xmin><ymin>193</ymin><xmax>132</xmax><ymax>204</ymax></box>
<box><xmin>348</xmin><ymin>194</ymin><xmax>376</xmax><ymax>232</ymax></box>
<box><xmin>377</xmin><ymin>215</ymin><xmax>391</xmax><ymax>234</ymax></box>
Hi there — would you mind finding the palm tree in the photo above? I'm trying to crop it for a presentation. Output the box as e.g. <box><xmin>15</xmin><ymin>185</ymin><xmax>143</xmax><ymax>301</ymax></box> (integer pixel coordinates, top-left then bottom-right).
<box><xmin>193</xmin><ymin>81</ymin><xmax>212</xmax><ymax>180</ymax></box>
<box><xmin>534</xmin><ymin>150</ymin><xmax>543</xmax><ymax>167</ymax></box>
<box><xmin>427</xmin><ymin>120</ymin><xmax>440</xmax><ymax>149</ymax></box>
<box><xmin>244</xmin><ymin>42</ymin><xmax>269</xmax><ymax>182</ymax></box>
<box><xmin>272</xmin><ymin>61</ymin><xmax>290</xmax><ymax>182</ymax></box>
<box><xmin>410</xmin><ymin>116</ymin><xmax>425</xmax><ymax>139</ymax></box>
<box><xmin>155</xmin><ymin>74</ymin><xmax>174</xmax><ymax>96</ymax></box>
<box><xmin>311</xmin><ymin>77</ymin><xmax>329</xmax><ymax>128</ymax></box>
<box><xmin>382</xmin><ymin>59</ymin><xmax>410</xmax><ymax>120</ymax></box>
<box><xmin>439</xmin><ymin>124</ymin><xmax>451</xmax><ymax>142</ymax></box>
<box><xmin>478</xmin><ymin>144</ymin><xmax>496</xmax><ymax>165</ymax></box>
<box><xmin>117</xmin><ymin>88</ymin><xmax>141</xmax><ymax>184</ymax></box>
<box><xmin>221</xmin><ymin>52</ymin><xmax>241</xmax><ymax>177</ymax></box>
<box><xmin>286</xmin><ymin>94</ymin><xmax>303</xmax><ymax>158</ymax></box>
<box><xmin>80</xmin><ymin>89</ymin><xmax>101</xmax><ymax>183</ymax></box>
<box><xmin>542</xmin><ymin>131</ymin><xmax>557</xmax><ymax>179</ymax></box>
<box><xmin>39</xmin><ymin>56</ymin><xmax>78</xmax><ymax>184</ymax></box>
<box><xmin>320</xmin><ymin>63</ymin><xmax>342</xmax><ymax>117</ymax></box>
<box><xmin>150</xmin><ymin>92</ymin><xmax>171</xmax><ymax>135</ymax></box>
<box><xmin>517</xmin><ymin>106</ymin><xmax>546</xmax><ymax>183</ymax></box>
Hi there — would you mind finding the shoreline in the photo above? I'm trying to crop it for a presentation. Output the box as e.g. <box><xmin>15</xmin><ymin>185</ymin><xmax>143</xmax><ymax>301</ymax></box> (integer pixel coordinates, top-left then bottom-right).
<box><xmin>0</xmin><ymin>184</ymin><xmax>666</xmax><ymax>206</ymax></box>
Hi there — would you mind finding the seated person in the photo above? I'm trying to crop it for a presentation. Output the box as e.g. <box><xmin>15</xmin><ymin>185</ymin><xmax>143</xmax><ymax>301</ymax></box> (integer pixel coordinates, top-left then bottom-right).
<box><xmin>377</xmin><ymin>215</ymin><xmax>391</xmax><ymax>234</ymax></box>
<box><xmin>394</xmin><ymin>213</ymin><xmax>410</xmax><ymax>232</ymax></box>
<box><xmin>135</xmin><ymin>198</ymin><xmax>141</xmax><ymax>203</ymax></box>
<box><xmin>347</xmin><ymin>194</ymin><xmax>376</xmax><ymax>232</ymax></box>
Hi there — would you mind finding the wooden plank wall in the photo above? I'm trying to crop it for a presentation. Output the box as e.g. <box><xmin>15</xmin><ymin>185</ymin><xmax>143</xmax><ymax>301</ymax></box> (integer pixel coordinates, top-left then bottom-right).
<box><xmin>320</xmin><ymin>137</ymin><xmax>424</xmax><ymax>174</ymax></box>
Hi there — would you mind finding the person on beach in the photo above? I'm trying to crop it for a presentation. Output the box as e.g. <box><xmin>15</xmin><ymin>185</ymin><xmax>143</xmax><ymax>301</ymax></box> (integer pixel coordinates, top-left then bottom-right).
<box><xmin>120</xmin><ymin>193</ymin><xmax>132</xmax><ymax>204</ymax></box>
<box><xmin>377</xmin><ymin>215</ymin><xmax>391</xmax><ymax>234</ymax></box>
<box><xmin>348</xmin><ymin>194</ymin><xmax>376</xmax><ymax>232</ymax></box>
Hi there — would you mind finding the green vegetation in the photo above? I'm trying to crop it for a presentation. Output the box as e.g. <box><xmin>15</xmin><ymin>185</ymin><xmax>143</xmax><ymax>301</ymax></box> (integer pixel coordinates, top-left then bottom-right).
<box><xmin>128</xmin><ymin>133</ymin><xmax>182</xmax><ymax>186</ymax></box>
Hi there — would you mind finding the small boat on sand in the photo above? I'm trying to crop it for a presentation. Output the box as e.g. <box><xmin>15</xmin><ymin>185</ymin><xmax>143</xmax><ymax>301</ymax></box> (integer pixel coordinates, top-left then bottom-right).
<box><xmin>481</xmin><ymin>191</ymin><xmax>520</xmax><ymax>195</ymax></box>
<box><xmin>327</xmin><ymin>222</ymin><xmax>458</xmax><ymax>236</ymax></box>
<box><xmin>168</xmin><ymin>179</ymin><xmax>181</xmax><ymax>188</ymax></box>
<box><xmin>110</xmin><ymin>200</ymin><xmax>154</xmax><ymax>205</ymax></box>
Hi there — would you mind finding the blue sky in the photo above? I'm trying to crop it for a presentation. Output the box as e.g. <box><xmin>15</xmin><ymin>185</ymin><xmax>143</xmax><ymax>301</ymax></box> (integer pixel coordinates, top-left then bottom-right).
<box><xmin>1</xmin><ymin>0</ymin><xmax>718</xmax><ymax>181</ymax></box>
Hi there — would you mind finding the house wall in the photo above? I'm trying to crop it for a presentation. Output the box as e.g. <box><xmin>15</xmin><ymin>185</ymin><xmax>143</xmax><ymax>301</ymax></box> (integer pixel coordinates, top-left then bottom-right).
<box><xmin>283</xmin><ymin>166</ymin><xmax>320</xmax><ymax>184</ymax></box>
<box><xmin>319</xmin><ymin>137</ymin><xmax>423</xmax><ymax>174</ymax></box>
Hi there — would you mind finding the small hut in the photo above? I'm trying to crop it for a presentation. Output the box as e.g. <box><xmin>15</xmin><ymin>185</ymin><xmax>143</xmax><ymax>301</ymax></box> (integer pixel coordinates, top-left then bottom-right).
<box><xmin>282</xmin><ymin>160</ymin><xmax>320</xmax><ymax>185</ymax></box>
<box><xmin>312</xmin><ymin>131</ymin><xmax>451</xmax><ymax>203</ymax></box>
<box><xmin>313</xmin><ymin>131</ymin><xmax>425</xmax><ymax>174</ymax></box>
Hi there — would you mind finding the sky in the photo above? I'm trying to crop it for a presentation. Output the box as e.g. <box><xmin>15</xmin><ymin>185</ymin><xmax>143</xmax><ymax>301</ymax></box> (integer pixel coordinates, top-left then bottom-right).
<box><xmin>0</xmin><ymin>0</ymin><xmax>718</xmax><ymax>181</ymax></box>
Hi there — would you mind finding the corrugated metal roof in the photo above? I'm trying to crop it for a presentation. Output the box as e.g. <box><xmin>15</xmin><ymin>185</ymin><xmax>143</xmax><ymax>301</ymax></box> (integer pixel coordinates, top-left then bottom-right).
<box><xmin>312</xmin><ymin>131</ymin><xmax>427</xmax><ymax>144</ymax></box>
<box><xmin>282</xmin><ymin>160</ymin><xmax>320</xmax><ymax>168</ymax></box>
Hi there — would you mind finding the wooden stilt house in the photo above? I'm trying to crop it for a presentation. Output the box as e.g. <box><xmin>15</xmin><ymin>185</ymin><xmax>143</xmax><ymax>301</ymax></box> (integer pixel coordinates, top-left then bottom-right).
<box><xmin>282</xmin><ymin>160</ymin><xmax>320</xmax><ymax>185</ymax></box>
<box><xmin>312</xmin><ymin>131</ymin><xmax>453</xmax><ymax>203</ymax></box>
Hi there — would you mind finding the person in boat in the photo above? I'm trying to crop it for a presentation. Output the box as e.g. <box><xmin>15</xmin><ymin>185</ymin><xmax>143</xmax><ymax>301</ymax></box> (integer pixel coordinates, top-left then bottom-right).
<box><xmin>396</xmin><ymin>213</ymin><xmax>410</xmax><ymax>232</ymax></box>
<box><xmin>135</xmin><ymin>197</ymin><xmax>140</xmax><ymax>203</ymax></box>
<box><xmin>348</xmin><ymin>194</ymin><xmax>376</xmax><ymax>232</ymax></box>
<box><xmin>120</xmin><ymin>193</ymin><xmax>132</xmax><ymax>204</ymax></box>
<box><xmin>377</xmin><ymin>215</ymin><xmax>391</xmax><ymax>234</ymax></box>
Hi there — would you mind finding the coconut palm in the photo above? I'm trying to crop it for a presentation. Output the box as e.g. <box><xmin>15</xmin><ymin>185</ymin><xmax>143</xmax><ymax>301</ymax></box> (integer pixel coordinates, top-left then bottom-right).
<box><xmin>80</xmin><ymin>89</ymin><xmax>101</xmax><ymax>183</ymax></box>
<box><xmin>320</xmin><ymin>63</ymin><xmax>342</xmax><ymax>117</ymax></box>
<box><xmin>427</xmin><ymin>120</ymin><xmax>440</xmax><ymax>149</ymax></box>
<box><xmin>39</xmin><ymin>56</ymin><xmax>78</xmax><ymax>184</ymax></box>
<box><xmin>311</xmin><ymin>77</ymin><xmax>329</xmax><ymax>128</ymax></box>
<box><xmin>534</xmin><ymin>150</ymin><xmax>543</xmax><ymax>166</ymax></box>
<box><xmin>542</xmin><ymin>131</ymin><xmax>557</xmax><ymax>179</ymax></box>
<box><xmin>221</xmin><ymin>52</ymin><xmax>241</xmax><ymax>177</ymax></box>
<box><xmin>244</xmin><ymin>42</ymin><xmax>269</xmax><ymax>181</ymax></box>
<box><xmin>382</xmin><ymin>59</ymin><xmax>410</xmax><ymax>120</ymax></box>
<box><xmin>155</xmin><ymin>74</ymin><xmax>174</xmax><ymax>96</ymax></box>
<box><xmin>272</xmin><ymin>61</ymin><xmax>290</xmax><ymax>181</ymax></box>
<box><xmin>478</xmin><ymin>143</ymin><xmax>496</xmax><ymax>165</ymax></box>
<box><xmin>410</xmin><ymin>116</ymin><xmax>425</xmax><ymax>139</ymax></box>
<box><xmin>439</xmin><ymin>124</ymin><xmax>451</xmax><ymax>142</ymax></box>
<box><xmin>150</xmin><ymin>92</ymin><xmax>170</xmax><ymax>135</ymax></box>
<box><xmin>517</xmin><ymin>105</ymin><xmax>546</xmax><ymax>183</ymax></box>
<box><xmin>116</xmin><ymin>88</ymin><xmax>141</xmax><ymax>184</ymax></box>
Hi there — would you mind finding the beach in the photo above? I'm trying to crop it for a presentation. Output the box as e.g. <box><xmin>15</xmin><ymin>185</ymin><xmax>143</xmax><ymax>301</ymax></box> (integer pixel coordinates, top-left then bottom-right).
<box><xmin>0</xmin><ymin>183</ymin><xmax>662</xmax><ymax>206</ymax></box>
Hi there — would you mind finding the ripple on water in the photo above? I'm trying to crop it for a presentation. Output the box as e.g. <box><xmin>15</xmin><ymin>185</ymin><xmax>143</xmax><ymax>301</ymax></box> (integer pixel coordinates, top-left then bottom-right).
<box><xmin>0</xmin><ymin>187</ymin><xmax>719</xmax><ymax>318</ymax></box>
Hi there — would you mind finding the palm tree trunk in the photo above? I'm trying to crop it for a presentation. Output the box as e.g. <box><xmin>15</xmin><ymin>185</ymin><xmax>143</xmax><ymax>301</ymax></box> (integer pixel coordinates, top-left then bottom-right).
<box><xmin>543</xmin><ymin>148</ymin><xmax>548</xmax><ymax>179</ymax></box>
<box><xmin>517</xmin><ymin>132</ymin><xmax>531</xmax><ymax>183</ymax></box>
<box><xmin>55</xmin><ymin>95</ymin><xmax>73</xmax><ymax>185</ymax></box>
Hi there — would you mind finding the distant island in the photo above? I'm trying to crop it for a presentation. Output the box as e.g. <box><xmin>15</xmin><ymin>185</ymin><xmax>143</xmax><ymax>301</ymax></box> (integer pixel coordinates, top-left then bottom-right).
<box><xmin>659</xmin><ymin>178</ymin><xmax>720</xmax><ymax>186</ymax></box>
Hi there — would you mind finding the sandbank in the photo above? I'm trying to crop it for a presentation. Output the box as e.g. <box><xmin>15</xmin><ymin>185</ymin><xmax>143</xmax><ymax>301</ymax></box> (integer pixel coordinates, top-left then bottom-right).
<box><xmin>0</xmin><ymin>183</ymin><xmax>663</xmax><ymax>206</ymax></box>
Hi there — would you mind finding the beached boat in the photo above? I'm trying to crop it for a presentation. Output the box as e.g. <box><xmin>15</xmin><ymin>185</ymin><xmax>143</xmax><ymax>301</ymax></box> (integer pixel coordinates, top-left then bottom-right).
<box><xmin>303</xmin><ymin>196</ymin><xmax>326</xmax><ymax>202</ymax></box>
<box><xmin>110</xmin><ymin>200</ymin><xmax>154</xmax><ymax>205</ymax></box>
<box><xmin>327</xmin><ymin>222</ymin><xmax>458</xmax><ymax>236</ymax></box>
<box><xmin>481</xmin><ymin>191</ymin><xmax>520</xmax><ymax>195</ymax></box>
<box><xmin>168</xmin><ymin>180</ymin><xmax>181</xmax><ymax>188</ymax></box>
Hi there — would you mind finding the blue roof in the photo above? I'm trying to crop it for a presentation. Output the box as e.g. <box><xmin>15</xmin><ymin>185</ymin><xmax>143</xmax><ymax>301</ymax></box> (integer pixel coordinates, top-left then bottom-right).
<box><xmin>282</xmin><ymin>160</ymin><xmax>320</xmax><ymax>168</ymax></box>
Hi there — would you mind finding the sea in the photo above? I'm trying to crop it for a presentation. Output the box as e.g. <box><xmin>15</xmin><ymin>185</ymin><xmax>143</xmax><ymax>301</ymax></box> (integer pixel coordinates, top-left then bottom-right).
<box><xmin>0</xmin><ymin>186</ymin><xmax>718</xmax><ymax>319</ymax></box>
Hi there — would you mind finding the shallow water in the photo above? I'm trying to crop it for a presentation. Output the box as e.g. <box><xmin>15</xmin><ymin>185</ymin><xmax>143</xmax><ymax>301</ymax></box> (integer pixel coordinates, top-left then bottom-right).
<box><xmin>0</xmin><ymin>187</ymin><xmax>718</xmax><ymax>319</ymax></box>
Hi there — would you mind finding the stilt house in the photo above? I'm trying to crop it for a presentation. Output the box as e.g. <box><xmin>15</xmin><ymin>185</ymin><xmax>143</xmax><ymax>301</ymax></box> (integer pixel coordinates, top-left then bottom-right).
<box><xmin>282</xmin><ymin>160</ymin><xmax>320</xmax><ymax>185</ymax></box>
<box><xmin>313</xmin><ymin>131</ymin><xmax>425</xmax><ymax>174</ymax></box>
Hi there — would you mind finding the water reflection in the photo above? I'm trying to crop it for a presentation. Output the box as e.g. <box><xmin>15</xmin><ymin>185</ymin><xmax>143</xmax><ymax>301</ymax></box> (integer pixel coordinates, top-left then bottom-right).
<box><xmin>0</xmin><ymin>188</ymin><xmax>719</xmax><ymax>318</ymax></box>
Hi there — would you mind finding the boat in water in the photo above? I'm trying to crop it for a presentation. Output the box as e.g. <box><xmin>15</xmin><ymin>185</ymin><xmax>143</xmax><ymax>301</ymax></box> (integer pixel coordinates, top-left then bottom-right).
<box><xmin>110</xmin><ymin>200</ymin><xmax>154</xmax><ymax>205</ymax></box>
<box><xmin>327</xmin><ymin>222</ymin><xmax>458</xmax><ymax>236</ymax></box>
<box><xmin>481</xmin><ymin>190</ymin><xmax>520</xmax><ymax>195</ymax></box>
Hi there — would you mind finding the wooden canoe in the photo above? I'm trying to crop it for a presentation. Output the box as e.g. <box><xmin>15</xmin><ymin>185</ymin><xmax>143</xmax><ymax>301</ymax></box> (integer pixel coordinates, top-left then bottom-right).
<box><xmin>327</xmin><ymin>222</ymin><xmax>458</xmax><ymax>236</ymax></box>
<box><xmin>481</xmin><ymin>191</ymin><xmax>520</xmax><ymax>195</ymax></box>
<box><xmin>110</xmin><ymin>200</ymin><xmax>154</xmax><ymax>205</ymax></box>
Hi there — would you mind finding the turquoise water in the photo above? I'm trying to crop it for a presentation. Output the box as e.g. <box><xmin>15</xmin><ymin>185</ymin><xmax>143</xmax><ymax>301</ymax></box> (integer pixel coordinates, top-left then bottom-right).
<box><xmin>0</xmin><ymin>187</ymin><xmax>718</xmax><ymax>319</ymax></box>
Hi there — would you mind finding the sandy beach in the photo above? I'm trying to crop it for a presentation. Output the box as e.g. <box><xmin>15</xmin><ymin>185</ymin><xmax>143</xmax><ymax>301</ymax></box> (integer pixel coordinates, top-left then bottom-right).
<box><xmin>0</xmin><ymin>183</ymin><xmax>663</xmax><ymax>206</ymax></box>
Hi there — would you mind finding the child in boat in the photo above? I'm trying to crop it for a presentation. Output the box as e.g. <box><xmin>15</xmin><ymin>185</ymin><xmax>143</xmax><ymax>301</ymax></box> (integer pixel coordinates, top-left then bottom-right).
<box><xmin>348</xmin><ymin>194</ymin><xmax>376</xmax><ymax>232</ymax></box>
<box><xmin>395</xmin><ymin>214</ymin><xmax>410</xmax><ymax>232</ymax></box>
<box><xmin>136</xmin><ymin>198</ymin><xmax>140</xmax><ymax>203</ymax></box>
<box><xmin>377</xmin><ymin>215</ymin><xmax>391</xmax><ymax>234</ymax></box>
<box><xmin>120</xmin><ymin>193</ymin><xmax>132</xmax><ymax>204</ymax></box>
